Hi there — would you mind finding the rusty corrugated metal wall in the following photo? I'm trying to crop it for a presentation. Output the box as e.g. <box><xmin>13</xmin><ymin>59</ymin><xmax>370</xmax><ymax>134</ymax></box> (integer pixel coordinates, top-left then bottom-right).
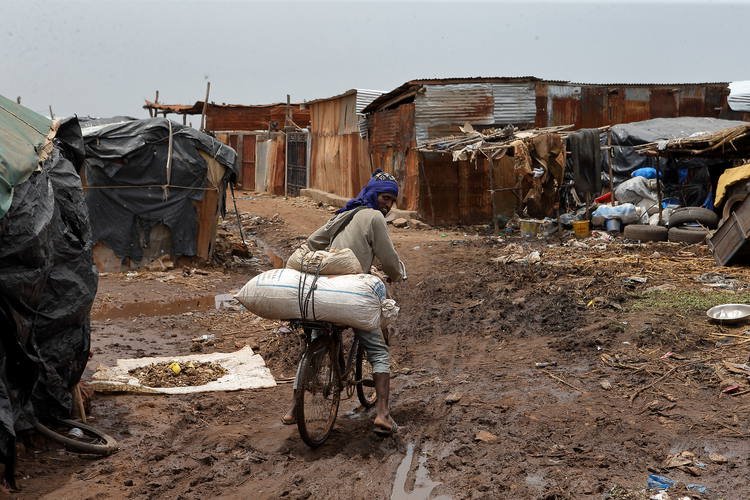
<box><xmin>414</xmin><ymin>84</ymin><xmax>494</xmax><ymax>144</ymax></box>
<box><xmin>368</xmin><ymin>104</ymin><xmax>419</xmax><ymax>212</ymax></box>
<box><xmin>206</xmin><ymin>104</ymin><xmax>310</xmax><ymax>132</ymax></box>
<box><xmin>309</xmin><ymin>92</ymin><xmax>374</xmax><ymax>198</ymax></box>
<box><xmin>535</xmin><ymin>82</ymin><xmax>732</xmax><ymax>128</ymax></box>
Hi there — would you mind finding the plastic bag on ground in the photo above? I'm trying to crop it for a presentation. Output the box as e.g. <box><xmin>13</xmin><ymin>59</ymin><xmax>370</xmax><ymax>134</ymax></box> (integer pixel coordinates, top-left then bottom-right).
<box><xmin>591</xmin><ymin>203</ymin><xmax>640</xmax><ymax>225</ymax></box>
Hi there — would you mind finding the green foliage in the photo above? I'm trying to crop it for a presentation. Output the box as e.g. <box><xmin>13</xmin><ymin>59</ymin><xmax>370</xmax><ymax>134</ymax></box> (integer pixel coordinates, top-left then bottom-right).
<box><xmin>631</xmin><ymin>290</ymin><xmax>750</xmax><ymax>312</ymax></box>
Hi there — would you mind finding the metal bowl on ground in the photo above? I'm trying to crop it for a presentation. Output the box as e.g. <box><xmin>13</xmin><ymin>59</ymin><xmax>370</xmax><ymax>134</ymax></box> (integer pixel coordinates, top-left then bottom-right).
<box><xmin>706</xmin><ymin>303</ymin><xmax>750</xmax><ymax>324</ymax></box>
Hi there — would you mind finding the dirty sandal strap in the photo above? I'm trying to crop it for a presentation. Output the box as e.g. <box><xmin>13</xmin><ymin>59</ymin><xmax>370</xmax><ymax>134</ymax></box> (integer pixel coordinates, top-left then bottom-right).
<box><xmin>373</xmin><ymin>421</ymin><xmax>398</xmax><ymax>436</ymax></box>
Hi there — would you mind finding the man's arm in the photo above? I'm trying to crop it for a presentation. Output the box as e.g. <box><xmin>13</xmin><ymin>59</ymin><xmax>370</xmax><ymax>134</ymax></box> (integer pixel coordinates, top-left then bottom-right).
<box><xmin>306</xmin><ymin>224</ymin><xmax>330</xmax><ymax>251</ymax></box>
<box><xmin>370</xmin><ymin>214</ymin><xmax>403</xmax><ymax>281</ymax></box>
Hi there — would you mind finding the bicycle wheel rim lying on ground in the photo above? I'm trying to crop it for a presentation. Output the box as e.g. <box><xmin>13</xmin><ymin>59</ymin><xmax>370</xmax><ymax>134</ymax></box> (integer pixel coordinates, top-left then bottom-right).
<box><xmin>355</xmin><ymin>343</ymin><xmax>377</xmax><ymax>409</ymax></box>
<box><xmin>33</xmin><ymin>418</ymin><xmax>118</xmax><ymax>456</ymax></box>
<box><xmin>295</xmin><ymin>339</ymin><xmax>341</xmax><ymax>448</ymax></box>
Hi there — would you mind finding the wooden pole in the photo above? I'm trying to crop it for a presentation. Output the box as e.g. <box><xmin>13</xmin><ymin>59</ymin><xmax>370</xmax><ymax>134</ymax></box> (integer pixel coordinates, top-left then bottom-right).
<box><xmin>151</xmin><ymin>90</ymin><xmax>159</xmax><ymax>118</ymax></box>
<box><xmin>656</xmin><ymin>153</ymin><xmax>663</xmax><ymax>225</ymax></box>
<box><xmin>16</xmin><ymin>96</ymin><xmax>21</xmax><ymax>104</ymax></box>
<box><xmin>48</xmin><ymin>105</ymin><xmax>54</xmax><ymax>120</ymax></box>
<box><xmin>607</xmin><ymin>129</ymin><xmax>615</xmax><ymax>205</ymax></box>
<box><xmin>489</xmin><ymin>158</ymin><xmax>498</xmax><ymax>235</ymax></box>
<box><xmin>200</xmin><ymin>81</ymin><xmax>211</xmax><ymax>131</ymax></box>
<box><xmin>286</xmin><ymin>94</ymin><xmax>291</xmax><ymax>127</ymax></box>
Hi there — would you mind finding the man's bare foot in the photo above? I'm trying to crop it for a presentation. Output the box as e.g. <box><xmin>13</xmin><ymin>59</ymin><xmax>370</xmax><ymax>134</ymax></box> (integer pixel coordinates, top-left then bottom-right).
<box><xmin>373</xmin><ymin>414</ymin><xmax>397</xmax><ymax>435</ymax></box>
<box><xmin>281</xmin><ymin>411</ymin><xmax>296</xmax><ymax>425</ymax></box>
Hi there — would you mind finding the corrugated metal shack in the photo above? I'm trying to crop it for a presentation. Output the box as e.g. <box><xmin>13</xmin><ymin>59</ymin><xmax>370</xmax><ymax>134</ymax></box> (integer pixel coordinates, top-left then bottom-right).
<box><xmin>144</xmin><ymin>100</ymin><xmax>311</xmax><ymax>194</ymax></box>
<box><xmin>306</xmin><ymin>89</ymin><xmax>383</xmax><ymax>198</ymax></box>
<box><xmin>363</xmin><ymin>77</ymin><xmax>745</xmax><ymax>225</ymax></box>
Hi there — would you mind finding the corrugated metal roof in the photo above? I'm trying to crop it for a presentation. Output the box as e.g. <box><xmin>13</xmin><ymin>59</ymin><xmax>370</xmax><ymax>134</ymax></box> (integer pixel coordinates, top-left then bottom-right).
<box><xmin>491</xmin><ymin>83</ymin><xmax>536</xmax><ymax>124</ymax></box>
<box><xmin>143</xmin><ymin>100</ymin><xmax>304</xmax><ymax>114</ymax></box>
<box><xmin>305</xmin><ymin>89</ymin><xmax>384</xmax><ymax>109</ymax></box>
<box><xmin>355</xmin><ymin>89</ymin><xmax>384</xmax><ymax>113</ymax></box>
<box><xmin>415</xmin><ymin>84</ymin><xmax>494</xmax><ymax>145</ymax></box>
<box><xmin>729</xmin><ymin>81</ymin><xmax>750</xmax><ymax>112</ymax></box>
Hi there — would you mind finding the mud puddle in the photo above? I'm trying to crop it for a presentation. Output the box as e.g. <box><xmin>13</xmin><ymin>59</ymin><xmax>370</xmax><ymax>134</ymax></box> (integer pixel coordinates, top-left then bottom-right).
<box><xmin>93</xmin><ymin>293</ymin><xmax>241</xmax><ymax>320</ymax></box>
<box><xmin>392</xmin><ymin>443</ymin><xmax>451</xmax><ymax>500</ymax></box>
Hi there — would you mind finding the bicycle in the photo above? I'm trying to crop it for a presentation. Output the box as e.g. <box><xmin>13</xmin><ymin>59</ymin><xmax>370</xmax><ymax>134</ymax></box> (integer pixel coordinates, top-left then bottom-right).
<box><xmin>291</xmin><ymin>319</ymin><xmax>379</xmax><ymax>448</ymax></box>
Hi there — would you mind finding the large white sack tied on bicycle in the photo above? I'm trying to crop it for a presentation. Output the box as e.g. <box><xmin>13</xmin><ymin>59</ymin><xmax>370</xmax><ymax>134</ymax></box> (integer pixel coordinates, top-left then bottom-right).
<box><xmin>235</xmin><ymin>268</ymin><xmax>394</xmax><ymax>331</ymax></box>
<box><xmin>285</xmin><ymin>245</ymin><xmax>363</xmax><ymax>275</ymax></box>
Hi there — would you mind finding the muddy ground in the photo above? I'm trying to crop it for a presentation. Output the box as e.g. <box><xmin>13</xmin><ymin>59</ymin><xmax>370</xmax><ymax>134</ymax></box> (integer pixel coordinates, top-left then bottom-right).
<box><xmin>11</xmin><ymin>192</ymin><xmax>750</xmax><ymax>499</ymax></box>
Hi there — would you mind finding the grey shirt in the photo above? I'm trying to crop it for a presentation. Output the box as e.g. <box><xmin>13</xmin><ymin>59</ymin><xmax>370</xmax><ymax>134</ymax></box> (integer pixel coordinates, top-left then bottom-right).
<box><xmin>307</xmin><ymin>208</ymin><xmax>403</xmax><ymax>281</ymax></box>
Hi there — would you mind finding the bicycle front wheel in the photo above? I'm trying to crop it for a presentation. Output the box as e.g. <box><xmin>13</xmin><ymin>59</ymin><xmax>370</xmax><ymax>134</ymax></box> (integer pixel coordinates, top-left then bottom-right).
<box><xmin>295</xmin><ymin>338</ymin><xmax>341</xmax><ymax>447</ymax></box>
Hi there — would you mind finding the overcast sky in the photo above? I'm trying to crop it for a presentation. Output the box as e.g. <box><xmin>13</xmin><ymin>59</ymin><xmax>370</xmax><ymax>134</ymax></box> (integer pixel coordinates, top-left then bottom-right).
<box><xmin>2</xmin><ymin>0</ymin><xmax>747</xmax><ymax>118</ymax></box>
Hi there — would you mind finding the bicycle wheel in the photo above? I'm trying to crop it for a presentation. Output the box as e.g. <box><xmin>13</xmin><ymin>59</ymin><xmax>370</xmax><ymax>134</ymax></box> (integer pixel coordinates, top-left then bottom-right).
<box><xmin>33</xmin><ymin>418</ymin><xmax>118</xmax><ymax>456</ymax></box>
<box><xmin>295</xmin><ymin>338</ymin><xmax>341</xmax><ymax>447</ymax></box>
<box><xmin>355</xmin><ymin>343</ymin><xmax>377</xmax><ymax>409</ymax></box>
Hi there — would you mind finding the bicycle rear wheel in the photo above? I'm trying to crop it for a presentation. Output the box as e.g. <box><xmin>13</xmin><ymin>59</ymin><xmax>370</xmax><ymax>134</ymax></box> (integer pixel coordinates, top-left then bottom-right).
<box><xmin>295</xmin><ymin>338</ymin><xmax>340</xmax><ymax>447</ymax></box>
<box><xmin>355</xmin><ymin>343</ymin><xmax>377</xmax><ymax>409</ymax></box>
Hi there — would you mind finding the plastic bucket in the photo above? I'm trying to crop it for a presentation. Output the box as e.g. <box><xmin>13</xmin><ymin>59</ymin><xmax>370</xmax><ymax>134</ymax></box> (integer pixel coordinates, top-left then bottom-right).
<box><xmin>572</xmin><ymin>220</ymin><xmax>590</xmax><ymax>238</ymax></box>
<box><xmin>519</xmin><ymin>219</ymin><xmax>541</xmax><ymax>237</ymax></box>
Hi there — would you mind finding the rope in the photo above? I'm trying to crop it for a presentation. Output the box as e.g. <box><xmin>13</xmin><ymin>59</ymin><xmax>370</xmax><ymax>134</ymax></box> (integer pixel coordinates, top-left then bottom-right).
<box><xmin>297</xmin><ymin>249</ymin><xmax>323</xmax><ymax>321</ymax></box>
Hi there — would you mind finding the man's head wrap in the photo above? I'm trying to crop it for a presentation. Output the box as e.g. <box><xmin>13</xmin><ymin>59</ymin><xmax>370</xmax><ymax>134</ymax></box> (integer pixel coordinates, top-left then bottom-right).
<box><xmin>337</xmin><ymin>169</ymin><xmax>399</xmax><ymax>214</ymax></box>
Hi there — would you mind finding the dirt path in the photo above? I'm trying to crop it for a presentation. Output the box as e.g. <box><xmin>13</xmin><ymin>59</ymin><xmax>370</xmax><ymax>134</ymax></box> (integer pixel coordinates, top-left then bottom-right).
<box><xmin>12</xmin><ymin>191</ymin><xmax>750</xmax><ymax>499</ymax></box>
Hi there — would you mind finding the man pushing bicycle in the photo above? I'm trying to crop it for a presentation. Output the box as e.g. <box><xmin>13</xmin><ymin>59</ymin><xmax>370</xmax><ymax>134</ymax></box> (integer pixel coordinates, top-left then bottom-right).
<box><xmin>282</xmin><ymin>169</ymin><xmax>405</xmax><ymax>436</ymax></box>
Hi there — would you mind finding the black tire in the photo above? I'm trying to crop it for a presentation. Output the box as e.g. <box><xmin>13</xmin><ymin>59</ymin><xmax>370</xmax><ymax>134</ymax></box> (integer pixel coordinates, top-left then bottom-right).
<box><xmin>295</xmin><ymin>338</ymin><xmax>340</xmax><ymax>448</ymax></box>
<box><xmin>355</xmin><ymin>343</ymin><xmax>377</xmax><ymax>409</ymax></box>
<box><xmin>623</xmin><ymin>224</ymin><xmax>668</xmax><ymax>242</ymax></box>
<box><xmin>668</xmin><ymin>227</ymin><xmax>709</xmax><ymax>244</ymax></box>
<box><xmin>33</xmin><ymin>418</ymin><xmax>118</xmax><ymax>456</ymax></box>
<box><xmin>669</xmin><ymin>207</ymin><xmax>718</xmax><ymax>229</ymax></box>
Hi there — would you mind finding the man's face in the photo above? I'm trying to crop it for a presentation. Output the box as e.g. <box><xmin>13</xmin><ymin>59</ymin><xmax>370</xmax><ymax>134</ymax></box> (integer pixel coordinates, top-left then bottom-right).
<box><xmin>377</xmin><ymin>193</ymin><xmax>396</xmax><ymax>215</ymax></box>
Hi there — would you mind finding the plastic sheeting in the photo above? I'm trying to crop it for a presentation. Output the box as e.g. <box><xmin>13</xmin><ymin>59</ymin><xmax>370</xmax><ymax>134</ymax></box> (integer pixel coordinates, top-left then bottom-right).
<box><xmin>0</xmin><ymin>117</ymin><xmax>97</xmax><ymax>482</ymax></box>
<box><xmin>81</xmin><ymin>118</ymin><xmax>237</xmax><ymax>263</ymax></box>
<box><xmin>0</xmin><ymin>94</ymin><xmax>54</xmax><ymax>219</ymax></box>
<box><xmin>610</xmin><ymin>117</ymin><xmax>748</xmax><ymax>175</ymax></box>
<box><xmin>728</xmin><ymin>81</ymin><xmax>750</xmax><ymax>112</ymax></box>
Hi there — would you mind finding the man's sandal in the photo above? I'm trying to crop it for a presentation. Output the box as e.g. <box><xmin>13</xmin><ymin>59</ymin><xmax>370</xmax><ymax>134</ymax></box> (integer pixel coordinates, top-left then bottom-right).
<box><xmin>281</xmin><ymin>414</ymin><xmax>296</xmax><ymax>425</ymax></box>
<box><xmin>373</xmin><ymin>421</ymin><xmax>398</xmax><ymax>436</ymax></box>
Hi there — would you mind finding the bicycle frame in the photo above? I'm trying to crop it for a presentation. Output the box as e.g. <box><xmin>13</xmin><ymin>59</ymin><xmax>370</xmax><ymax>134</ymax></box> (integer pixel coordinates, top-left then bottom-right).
<box><xmin>292</xmin><ymin>320</ymin><xmax>360</xmax><ymax>390</ymax></box>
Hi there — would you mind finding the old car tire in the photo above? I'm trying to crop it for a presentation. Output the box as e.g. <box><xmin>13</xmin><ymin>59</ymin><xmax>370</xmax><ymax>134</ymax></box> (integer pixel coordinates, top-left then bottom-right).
<box><xmin>668</xmin><ymin>207</ymin><xmax>718</xmax><ymax>229</ymax></box>
<box><xmin>668</xmin><ymin>227</ymin><xmax>709</xmax><ymax>244</ymax></box>
<box><xmin>623</xmin><ymin>224</ymin><xmax>668</xmax><ymax>242</ymax></box>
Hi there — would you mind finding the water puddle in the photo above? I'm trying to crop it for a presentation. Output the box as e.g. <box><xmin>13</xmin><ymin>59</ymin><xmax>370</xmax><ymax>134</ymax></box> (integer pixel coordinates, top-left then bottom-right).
<box><xmin>391</xmin><ymin>442</ymin><xmax>451</xmax><ymax>500</ymax></box>
<box><xmin>93</xmin><ymin>293</ymin><xmax>240</xmax><ymax>320</ymax></box>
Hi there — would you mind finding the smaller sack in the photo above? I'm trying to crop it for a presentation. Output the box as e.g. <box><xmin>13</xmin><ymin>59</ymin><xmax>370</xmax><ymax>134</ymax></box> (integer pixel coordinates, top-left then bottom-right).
<box><xmin>286</xmin><ymin>245</ymin><xmax>363</xmax><ymax>275</ymax></box>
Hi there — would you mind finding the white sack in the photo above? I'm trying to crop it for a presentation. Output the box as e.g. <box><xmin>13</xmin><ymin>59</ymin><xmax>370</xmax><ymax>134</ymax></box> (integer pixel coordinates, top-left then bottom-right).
<box><xmin>286</xmin><ymin>245</ymin><xmax>364</xmax><ymax>275</ymax></box>
<box><xmin>236</xmin><ymin>268</ymin><xmax>388</xmax><ymax>331</ymax></box>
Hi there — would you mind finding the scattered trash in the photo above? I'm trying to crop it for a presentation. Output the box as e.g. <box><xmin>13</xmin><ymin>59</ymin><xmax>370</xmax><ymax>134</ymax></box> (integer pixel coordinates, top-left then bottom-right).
<box><xmin>444</xmin><ymin>393</ymin><xmax>462</xmax><ymax>404</ymax></box>
<box><xmin>647</xmin><ymin>473</ymin><xmax>676</xmax><ymax>490</ymax></box>
<box><xmin>663</xmin><ymin>450</ymin><xmax>696</xmax><ymax>468</ymax></box>
<box><xmin>534</xmin><ymin>361</ymin><xmax>557</xmax><ymax>368</ymax></box>
<box><xmin>599</xmin><ymin>379</ymin><xmax>612</xmax><ymax>390</ymax></box>
<box><xmin>474</xmin><ymin>430</ymin><xmax>498</xmax><ymax>443</ymax></box>
<box><xmin>169</xmin><ymin>362</ymin><xmax>182</xmax><ymax>375</ymax></box>
<box><xmin>623</xmin><ymin>276</ymin><xmax>648</xmax><ymax>285</ymax></box>
<box><xmin>687</xmin><ymin>484</ymin><xmax>708</xmax><ymax>494</ymax></box>
<box><xmin>191</xmin><ymin>334</ymin><xmax>216</xmax><ymax>343</ymax></box>
<box><xmin>709</xmin><ymin>452</ymin><xmax>728</xmax><ymax>464</ymax></box>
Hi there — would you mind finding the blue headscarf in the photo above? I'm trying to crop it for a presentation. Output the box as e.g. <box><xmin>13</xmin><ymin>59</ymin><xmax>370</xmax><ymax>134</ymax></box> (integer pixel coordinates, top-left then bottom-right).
<box><xmin>337</xmin><ymin>169</ymin><xmax>399</xmax><ymax>213</ymax></box>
